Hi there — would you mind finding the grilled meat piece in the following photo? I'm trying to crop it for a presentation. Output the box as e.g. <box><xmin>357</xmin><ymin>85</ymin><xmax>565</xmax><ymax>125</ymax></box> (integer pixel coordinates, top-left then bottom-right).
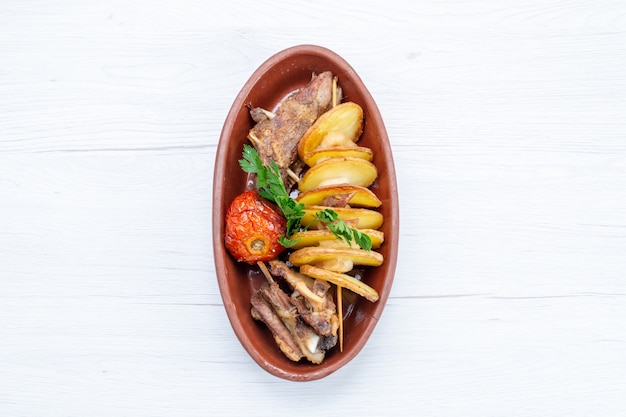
<box><xmin>269</xmin><ymin>260</ymin><xmax>338</xmax><ymax>349</ymax></box>
<box><xmin>250</xmin><ymin>292</ymin><xmax>303</xmax><ymax>362</ymax></box>
<box><xmin>292</xmin><ymin>318</ymin><xmax>325</xmax><ymax>364</ymax></box>
<box><xmin>291</xmin><ymin>292</ymin><xmax>338</xmax><ymax>342</ymax></box>
<box><xmin>269</xmin><ymin>260</ymin><xmax>325</xmax><ymax>310</ymax></box>
<box><xmin>248</xmin><ymin>71</ymin><xmax>339</xmax><ymax>187</ymax></box>
<box><xmin>258</xmin><ymin>282</ymin><xmax>325</xmax><ymax>364</ymax></box>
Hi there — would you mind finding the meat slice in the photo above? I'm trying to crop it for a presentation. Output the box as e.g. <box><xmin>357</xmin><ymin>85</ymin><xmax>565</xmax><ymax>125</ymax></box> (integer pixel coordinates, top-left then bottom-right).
<box><xmin>269</xmin><ymin>260</ymin><xmax>325</xmax><ymax>310</ymax></box>
<box><xmin>291</xmin><ymin>293</ymin><xmax>337</xmax><ymax>337</ymax></box>
<box><xmin>248</xmin><ymin>71</ymin><xmax>338</xmax><ymax>186</ymax></box>
<box><xmin>258</xmin><ymin>282</ymin><xmax>325</xmax><ymax>364</ymax></box>
<box><xmin>250</xmin><ymin>292</ymin><xmax>303</xmax><ymax>362</ymax></box>
<box><xmin>269</xmin><ymin>260</ymin><xmax>338</xmax><ymax>349</ymax></box>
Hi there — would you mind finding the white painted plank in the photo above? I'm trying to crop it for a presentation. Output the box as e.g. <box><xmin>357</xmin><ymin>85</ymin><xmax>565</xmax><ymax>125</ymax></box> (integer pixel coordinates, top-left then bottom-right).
<box><xmin>1</xmin><ymin>0</ymin><xmax>626</xmax><ymax>416</ymax></box>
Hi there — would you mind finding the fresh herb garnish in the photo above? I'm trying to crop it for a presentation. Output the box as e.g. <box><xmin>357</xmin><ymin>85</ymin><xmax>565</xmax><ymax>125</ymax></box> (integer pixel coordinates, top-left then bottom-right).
<box><xmin>314</xmin><ymin>209</ymin><xmax>372</xmax><ymax>250</ymax></box>
<box><xmin>239</xmin><ymin>144</ymin><xmax>304</xmax><ymax>247</ymax></box>
<box><xmin>239</xmin><ymin>144</ymin><xmax>372</xmax><ymax>250</ymax></box>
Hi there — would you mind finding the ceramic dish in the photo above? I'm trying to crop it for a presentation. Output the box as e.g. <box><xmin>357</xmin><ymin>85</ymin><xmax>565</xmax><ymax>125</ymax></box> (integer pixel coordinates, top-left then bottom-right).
<box><xmin>213</xmin><ymin>45</ymin><xmax>399</xmax><ymax>381</ymax></box>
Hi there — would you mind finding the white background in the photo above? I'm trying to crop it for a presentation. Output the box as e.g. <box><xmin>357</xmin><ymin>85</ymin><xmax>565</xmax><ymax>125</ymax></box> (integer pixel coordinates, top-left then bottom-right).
<box><xmin>1</xmin><ymin>1</ymin><xmax>625</xmax><ymax>416</ymax></box>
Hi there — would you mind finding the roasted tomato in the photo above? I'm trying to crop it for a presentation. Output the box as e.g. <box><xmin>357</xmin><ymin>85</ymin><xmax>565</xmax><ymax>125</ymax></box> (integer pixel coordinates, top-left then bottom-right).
<box><xmin>224</xmin><ymin>190</ymin><xmax>287</xmax><ymax>264</ymax></box>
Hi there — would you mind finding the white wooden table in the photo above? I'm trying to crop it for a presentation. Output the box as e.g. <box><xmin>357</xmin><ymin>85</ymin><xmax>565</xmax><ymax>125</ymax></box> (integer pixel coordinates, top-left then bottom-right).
<box><xmin>2</xmin><ymin>1</ymin><xmax>625</xmax><ymax>415</ymax></box>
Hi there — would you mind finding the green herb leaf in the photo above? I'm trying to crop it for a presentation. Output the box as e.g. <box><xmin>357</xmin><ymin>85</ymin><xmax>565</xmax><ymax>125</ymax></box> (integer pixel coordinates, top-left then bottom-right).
<box><xmin>351</xmin><ymin>228</ymin><xmax>373</xmax><ymax>251</ymax></box>
<box><xmin>239</xmin><ymin>144</ymin><xmax>372</xmax><ymax>250</ymax></box>
<box><xmin>239</xmin><ymin>144</ymin><xmax>305</xmax><ymax>242</ymax></box>
<box><xmin>315</xmin><ymin>209</ymin><xmax>373</xmax><ymax>250</ymax></box>
<box><xmin>278</xmin><ymin>235</ymin><xmax>301</xmax><ymax>248</ymax></box>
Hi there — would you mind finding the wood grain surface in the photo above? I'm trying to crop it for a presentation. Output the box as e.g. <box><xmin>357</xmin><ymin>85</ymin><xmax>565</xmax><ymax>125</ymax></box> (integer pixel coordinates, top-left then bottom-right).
<box><xmin>1</xmin><ymin>1</ymin><xmax>625</xmax><ymax>416</ymax></box>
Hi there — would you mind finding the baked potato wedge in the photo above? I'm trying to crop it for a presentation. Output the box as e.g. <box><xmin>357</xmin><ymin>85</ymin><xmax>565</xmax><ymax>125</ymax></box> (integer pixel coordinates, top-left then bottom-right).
<box><xmin>298</xmin><ymin>157</ymin><xmax>377</xmax><ymax>192</ymax></box>
<box><xmin>298</xmin><ymin>102</ymin><xmax>363</xmax><ymax>165</ymax></box>
<box><xmin>289</xmin><ymin>246</ymin><xmax>384</xmax><ymax>268</ymax></box>
<box><xmin>296</xmin><ymin>184</ymin><xmax>382</xmax><ymax>208</ymax></box>
<box><xmin>299</xmin><ymin>265</ymin><xmax>380</xmax><ymax>303</ymax></box>
<box><xmin>301</xmin><ymin>206</ymin><xmax>384</xmax><ymax>230</ymax></box>
<box><xmin>304</xmin><ymin>145</ymin><xmax>373</xmax><ymax>166</ymax></box>
<box><xmin>289</xmin><ymin>228</ymin><xmax>384</xmax><ymax>249</ymax></box>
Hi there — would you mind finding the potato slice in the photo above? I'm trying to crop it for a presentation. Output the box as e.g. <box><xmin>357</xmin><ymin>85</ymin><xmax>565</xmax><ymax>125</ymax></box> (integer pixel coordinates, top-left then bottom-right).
<box><xmin>299</xmin><ymin>265</ymin><xmax>379</xmax><ymax>302</ymax></box>
<box><xmin>289</xmin><ymin>246</ymin><xmax>383</xmax><ymax>268</ymax></box>
<box><xmin>289</xmin><ymin>228</ymin><xmax>384</xmax><ymax>249</ymax></box>
<box><xmin>298</xmin><ymin>157</ymin><xmax>377</xmax><ymax>192</ymax></box>
<box><xmin>301</xmin><ymin>206</ymin><xmax>384</xmax><ymax>230</ymax></box>
<box><xmin>318</xmin><ymin>131</ymin><xmax>355</xmax><ymax>148</ymax></box>
<box><xmin>298</xmin><ymin>102</ymin><xmax>363</xmax><ymax>164</ymax></box>
<box><xmin>314</xmin><ymin>258</ymin><xmax>354</xmax><ymax>273</ymax></box>
<box><xmin>317</xmin><ymin>239</ymin><xmax>353</xmax><ymax>248</ymax></box>
<box><xmin>296</xmin><ymin>184</ymin><xmax>382</xmax><ymax>208</ymax></box>
<box><xmin>304</xmin><ymin>145</ymin><xmax>373</xmax><ymax>166</ymax></box>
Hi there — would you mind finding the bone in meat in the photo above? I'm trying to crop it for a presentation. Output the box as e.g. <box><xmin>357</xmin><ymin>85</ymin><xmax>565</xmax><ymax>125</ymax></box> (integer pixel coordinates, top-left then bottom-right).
<box><xmin>269</xmin><ymin>260</ymin><xmax>325</xmax><ymax>310</ymax></box>
<box><xmin>269</xmin><ymin>260</ymin><xmax>338</xmax><ymax>348</ymax></box>
<box><xmin>250</xmin><ymin>292</ymin><xmax>303</xmax><ymax>362</ymax></box>
<box><xmin>258</xmin><ymin>282</ymin><xmax>325</xmax><ymax>364</ymax></box>
<box><xmin>248</xmin><ymin>71</ymin><xmax>339</xmax><ymax>186</ymax></box>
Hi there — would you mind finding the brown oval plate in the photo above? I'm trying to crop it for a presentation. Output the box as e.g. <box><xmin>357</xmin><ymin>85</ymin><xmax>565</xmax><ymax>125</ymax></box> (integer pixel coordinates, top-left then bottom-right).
<box><xmin>213</xmin><ymin>45</ymin><xmax>399</xmax><ymax>381</ymax></box>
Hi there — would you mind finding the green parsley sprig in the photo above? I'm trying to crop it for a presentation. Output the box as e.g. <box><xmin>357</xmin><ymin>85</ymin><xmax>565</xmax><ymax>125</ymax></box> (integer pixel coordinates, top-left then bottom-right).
<box><xmin>314</xmin><ymin>209</ymin><xmax>372</xmax><ymax>250</ymax></box>
<box><xmin>239</xmin><ymin>144</ymin><xmax>372</xmax><ymax>251</ymax></box>
<box><xmin>239</xmin><ymin>144</ymin><xmax>304</xmax><ymax>247</ymax></box>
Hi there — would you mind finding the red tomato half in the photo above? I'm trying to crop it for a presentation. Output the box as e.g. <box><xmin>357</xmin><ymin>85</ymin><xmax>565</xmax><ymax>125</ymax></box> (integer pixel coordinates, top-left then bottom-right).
<box><xmin>224</xmin><ymin>190</ymin><xmax>287</xmax><ymax>264</ymax></box>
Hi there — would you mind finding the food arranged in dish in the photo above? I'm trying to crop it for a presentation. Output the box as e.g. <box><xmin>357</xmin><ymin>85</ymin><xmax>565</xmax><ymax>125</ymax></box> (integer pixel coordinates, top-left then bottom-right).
<box><xmin>223</xmin><ymin>71</ymin><xmax>385</xmax><ymax>364</ymax></box>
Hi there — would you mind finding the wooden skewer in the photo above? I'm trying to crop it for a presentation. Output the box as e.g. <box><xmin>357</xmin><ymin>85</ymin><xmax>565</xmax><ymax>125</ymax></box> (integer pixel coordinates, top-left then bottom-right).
<box><xmin>331</xmin><ymin>74</ymin><xmax>344</xmax><ymax>352</ymax></box>
<box><xmin>286</xmin><ymin>168</ymin><xmax>300</xmax><ymax>184</ymax></box>
<box><xmin>337</xmin><ymin>285</ymin><xmax>343</xmax><ymax>352</ymax></box>
<box><xmin>257</xmin><ymin>261</ymin><xmax>274</xmax><ymax>284</ymax></box>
